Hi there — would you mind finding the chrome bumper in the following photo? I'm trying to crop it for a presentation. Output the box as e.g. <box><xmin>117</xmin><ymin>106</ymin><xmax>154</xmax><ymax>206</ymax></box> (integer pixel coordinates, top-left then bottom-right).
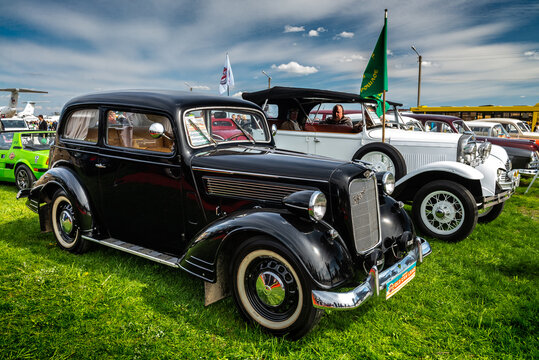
<box><xmin>311</xmin><ymin>237</ymin><xmax>432</xmax><ymax>310</ymax></box>
<box><xmin>482</xmin><ymin>169</ymin><xmax>519</xmax><ymax>209</ymax></box>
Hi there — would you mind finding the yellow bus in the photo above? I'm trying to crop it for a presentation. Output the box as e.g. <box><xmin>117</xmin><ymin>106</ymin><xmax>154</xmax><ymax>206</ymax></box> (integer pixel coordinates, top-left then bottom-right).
<box><xmin>410</xmin><ymin>103</ymin><xmax>539</xmax><ymax>131</ymax></box>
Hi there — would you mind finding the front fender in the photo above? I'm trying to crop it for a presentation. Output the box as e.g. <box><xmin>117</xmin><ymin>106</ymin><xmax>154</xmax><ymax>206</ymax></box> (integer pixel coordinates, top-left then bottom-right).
<box><xmin>180</xmin><ymin>209</ymin><xmax>355</xmax><ymax>290</ymax></box>
<box><xmin>29</xmin><ymin>167</ymin><xmax>93</xmax><ymax>233</ymax></box>
<box><xmin>393</xmin><ymin>161</ymin><xmax>484</xmax><ymax>202</ymax></box>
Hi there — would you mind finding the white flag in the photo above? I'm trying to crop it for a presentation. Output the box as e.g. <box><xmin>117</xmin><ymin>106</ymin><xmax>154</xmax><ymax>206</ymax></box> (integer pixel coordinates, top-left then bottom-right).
<box><xmin>219</xmin><ymin>53</ymin><xmax>234</xmax><ymax>94</ymax></box>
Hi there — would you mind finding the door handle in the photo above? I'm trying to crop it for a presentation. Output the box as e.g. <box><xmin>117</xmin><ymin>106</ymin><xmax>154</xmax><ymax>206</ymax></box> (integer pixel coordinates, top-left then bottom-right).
<box><xmin>314</xmin><ymin>137</ymin><xmax>320</xmax><ymax>143</ymax></box>
<box><xmin>95</xmin><ymin>163</ymin><xmax>107</xmax><ymax>169</ymax></box>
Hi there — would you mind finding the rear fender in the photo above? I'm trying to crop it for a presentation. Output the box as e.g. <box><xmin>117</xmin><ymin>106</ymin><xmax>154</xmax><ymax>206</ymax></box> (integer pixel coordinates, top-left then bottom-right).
<box><xmin>29</xmin><ymin>167</ymin><xmax>93</xmax><ymax>234</ymax></box>
<box><xmin>180</xmin><ymin>209</ymin><xmax>355</xmax><ymax>291</ymax></box>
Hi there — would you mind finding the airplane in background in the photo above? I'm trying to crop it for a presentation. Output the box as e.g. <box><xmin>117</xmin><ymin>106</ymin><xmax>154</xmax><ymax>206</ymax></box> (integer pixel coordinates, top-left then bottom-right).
<box><xmin>0</xmin><ymin>88</ymin><xmax>48</xmax><ymax>118</ymax></box>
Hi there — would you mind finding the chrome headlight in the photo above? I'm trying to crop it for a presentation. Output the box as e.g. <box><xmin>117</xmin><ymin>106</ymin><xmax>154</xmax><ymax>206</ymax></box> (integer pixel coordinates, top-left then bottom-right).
<box><xmin>478</xmin><ymin>142</ymin><xmax>492</xmax><ymax>160</ymax></box>
<box><xmin>461</xmin><ymin>143</ymin><xmax>477</xmax><ymax>165</ymax></box>
<box><xmin>309</xmin><ymin>191</ymin><xmax>327</xmax><ymax>221</ymax></box>
<box><xmin>283</xmin><ymin>190</ymin><xmax>327</xmax><ymax>222</ymax></box>
<box><xmin>379</xmin><ymin>171</ymin><xmax>395</xmax><ymax>195</ymax></box>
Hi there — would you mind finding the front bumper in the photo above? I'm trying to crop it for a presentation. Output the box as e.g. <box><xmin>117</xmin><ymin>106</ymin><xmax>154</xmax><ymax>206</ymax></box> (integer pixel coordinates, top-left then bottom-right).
<box><xmin>481</xmin><ymin>169</ymin><xmax>520</xmax><ymax>209</ymax></box>
<box><xmin>311</xmin><ymin>237</ymin><xmax>431</xmax><ymax>309</ymax></box>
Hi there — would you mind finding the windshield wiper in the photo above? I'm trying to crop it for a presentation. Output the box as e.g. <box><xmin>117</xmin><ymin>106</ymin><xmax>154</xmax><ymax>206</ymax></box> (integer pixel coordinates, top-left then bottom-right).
<box><xmin>230</xmin><ymin>118</ymin><xmax>255</xmax><ymax>144</ymax></box>
<box><xmin>188</xmin><ymin>118</ymin><xmax>217</xmax><ymax>147</ymax></box>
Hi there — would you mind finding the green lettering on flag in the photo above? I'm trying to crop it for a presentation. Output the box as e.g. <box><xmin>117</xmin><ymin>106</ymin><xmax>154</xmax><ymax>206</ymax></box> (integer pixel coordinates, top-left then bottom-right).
<box><xmin>360</xmin><ymin>15</ymin><xmax>388</xmax><ymax>97</ymax></box>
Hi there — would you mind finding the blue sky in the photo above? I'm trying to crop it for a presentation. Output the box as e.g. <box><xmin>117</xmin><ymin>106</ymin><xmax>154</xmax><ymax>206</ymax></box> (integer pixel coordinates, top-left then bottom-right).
<box><xmin>1</xmin><ymin>0</ymin><xmax>538</xmax><ymax>114</ymax></box>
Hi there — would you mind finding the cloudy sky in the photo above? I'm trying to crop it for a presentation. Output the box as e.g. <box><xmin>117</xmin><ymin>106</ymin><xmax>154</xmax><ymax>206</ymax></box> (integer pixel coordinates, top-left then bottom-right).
<box><xmin>1</xmin><ymin>0</ymin><xmax>538</xmax><ymax>114</ymax></box>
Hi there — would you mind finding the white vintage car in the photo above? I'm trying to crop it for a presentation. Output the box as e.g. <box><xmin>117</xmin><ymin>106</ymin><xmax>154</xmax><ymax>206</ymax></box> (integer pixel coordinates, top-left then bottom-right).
<box><xmin>243</xmin><ymin>87</ymin><xmax>519</xmax><ymax>242</ymax></box>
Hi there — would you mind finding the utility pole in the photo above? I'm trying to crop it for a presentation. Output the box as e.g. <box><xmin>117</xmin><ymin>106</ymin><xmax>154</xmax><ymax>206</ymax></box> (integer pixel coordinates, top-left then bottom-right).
<box><xmin>262</xmin><ymin>71</ymin><xmax>272</xmax><ymax>89</ymax></box>
<box><xmin>184</xmin><ymin>82</ymin><xmax>193</xmax><ymax>92</ymax></box>
<box><xmin>411</xmin><ymin>46</ymin><xmax>422</xmax><ymax>108</ymax></box>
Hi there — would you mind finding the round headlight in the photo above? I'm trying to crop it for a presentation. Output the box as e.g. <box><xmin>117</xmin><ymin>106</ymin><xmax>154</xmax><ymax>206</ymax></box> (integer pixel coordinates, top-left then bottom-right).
<box><xmin>309</xmin><ymin>191</ymin><xmax>327</xmax><ymax>221</ymax></box>
<box><xmin>463</xmin><ymin>142</ymin><xmax>477</xmax><ymax>154</ymax></box>
<box><xmin>381</xmin><ymin>171</ymin><xmax>395</xmax><ymax>195</ymax></box>
<box><xmin>478</xmin><ymin>142</ymin><xmax>492</xmax><ymax>159</ymax></box>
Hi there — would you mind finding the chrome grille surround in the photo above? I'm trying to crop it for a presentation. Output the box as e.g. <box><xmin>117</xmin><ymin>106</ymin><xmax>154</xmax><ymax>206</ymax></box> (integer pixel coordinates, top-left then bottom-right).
<box><xmin>349</xmin><ymin>177</ymin><xmax>381</xmax><ymax>254</ymax></box>
<box><xmin>204</xmin><ymin>176</ymin><xmax>305</xmax><ymax>202</ymax></box>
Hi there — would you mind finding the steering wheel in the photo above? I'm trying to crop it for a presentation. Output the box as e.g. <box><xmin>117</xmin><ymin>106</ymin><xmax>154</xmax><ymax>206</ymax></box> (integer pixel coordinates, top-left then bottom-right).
<box><xmin>212</xmin><ymin>134</ymin><xmax>225</xmax><ymax>141</ymax></box>
<box><xmin>226</xmin><ymin>133</ymin><xmax>246</xmax><ymax>141</ymax></box>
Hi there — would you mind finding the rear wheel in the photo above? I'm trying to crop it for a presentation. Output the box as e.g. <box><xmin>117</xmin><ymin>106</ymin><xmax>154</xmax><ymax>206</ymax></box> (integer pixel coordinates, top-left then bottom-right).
<box><xmin>51</xmin><ymin>189</ymin><xmax>89</xmax><ymax>254</ymax></box>
<box><xmin>412</xmin><ymin>180</ymin><xmax>478</xmax><ymax>242</ymax></box>
<box><xmin>15</xmin><ymin>165</ymin><xmax>36</xmax><ymax>190</ymax></box>
<box><xmin>231</xmin><ymin>236</ymin><xmax>322</xmax><ymax>339</ymax></box>
<box><xmin>478</xmin><ymin>202</ymin><xmax>505</xmax><ymax>223</ymax></box>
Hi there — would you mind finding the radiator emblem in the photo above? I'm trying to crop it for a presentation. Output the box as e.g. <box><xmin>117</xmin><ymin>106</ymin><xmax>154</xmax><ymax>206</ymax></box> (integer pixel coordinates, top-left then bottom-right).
<box><xmin>352</xmin><ymin>187</ymin><xmax>367</xmax><ymax>205</ymax></box>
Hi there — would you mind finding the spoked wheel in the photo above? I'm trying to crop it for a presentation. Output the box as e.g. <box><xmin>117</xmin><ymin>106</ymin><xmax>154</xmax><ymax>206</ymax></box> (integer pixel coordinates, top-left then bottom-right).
<box><xmin>231</xmin><ymin>236</ymin><xmax>322</xmax><ymax>339</ymax></box>
<box><xmin>51</xmin><ymin>189</ymin><xmax>89</xmax><ymax>254</ymax></box>
<box><xmin>15</xmin><ymin>165</ymin><xmax>36</xmax><ymax>190</ymax></box>
<box><xmin>412</xmin><ymin>180</ymin><xmax>478</xmax><ymax>242</ymax></box>
<box><xmin>353</xmin><ymin>143</ymin><xmax>407</xmax><ymax>180</ymax></box>
<box><xmin>478</xmin><ymin>202</ymin><xmax>505</xmax><ymax>223</ymax></box>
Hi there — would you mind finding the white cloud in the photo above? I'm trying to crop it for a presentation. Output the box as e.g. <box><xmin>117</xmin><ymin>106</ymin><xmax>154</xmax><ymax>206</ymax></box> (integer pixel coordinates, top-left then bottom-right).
<box><xmin>271</xmin><ymin>62</ymin><xmax>318</xmax><ymax>75</ymax></box>
<box><xmin>524</xmin><ymin>50</ymin><xmax>539</xmax><ymax>60</ymax></box>
<box><xmin>334</xmin><ymin>31</ymin><xmax>354</xmax><ymax>39</ymax></box>
<box><xmin>317</xmin><ymin>27</ymin><xmax>327</xmax><ymax>32</ymax></box>
<box><xmin>308</xmin><ymin>30</ymin><xmax>319</xmax><ymax>37</ymax></box>
<box><xmin>284</xmin><ymin>25</ymin><xmax>305</xmax><ymax>33</ymax></box>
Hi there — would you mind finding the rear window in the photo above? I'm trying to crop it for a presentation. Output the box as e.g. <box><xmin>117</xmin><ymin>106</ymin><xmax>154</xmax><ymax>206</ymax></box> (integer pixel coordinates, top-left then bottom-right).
<box><xmin>62</xmin><ymin>109</ymin><xmax>99</xmax><ymax>143</ymax></box>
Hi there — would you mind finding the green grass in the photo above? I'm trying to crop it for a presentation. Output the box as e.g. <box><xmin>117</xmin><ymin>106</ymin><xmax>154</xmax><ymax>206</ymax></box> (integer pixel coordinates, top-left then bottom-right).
<box><xmin>0</xmin><ymin>179</ymin><xmax>537</xmax><ymax>359</ymax></box>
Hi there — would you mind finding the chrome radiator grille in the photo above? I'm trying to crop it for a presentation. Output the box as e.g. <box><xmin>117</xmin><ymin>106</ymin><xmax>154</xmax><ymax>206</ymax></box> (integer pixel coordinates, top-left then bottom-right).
<box><xmin>349</xmin><ymin>177</ymin><xmax>380</xmax><ymax>253</ymax></box>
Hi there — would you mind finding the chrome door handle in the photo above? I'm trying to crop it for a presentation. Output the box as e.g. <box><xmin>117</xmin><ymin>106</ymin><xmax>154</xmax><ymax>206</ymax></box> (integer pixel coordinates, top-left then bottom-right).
<box><xmin>314</xmin><ymin>138</ymin><xmax>320</xmax><ymax>143</ymax></box>
<box><xmin>95</xmin><ymin>163</ymin><xmax>106</xmax><ymax>169</ymax></box>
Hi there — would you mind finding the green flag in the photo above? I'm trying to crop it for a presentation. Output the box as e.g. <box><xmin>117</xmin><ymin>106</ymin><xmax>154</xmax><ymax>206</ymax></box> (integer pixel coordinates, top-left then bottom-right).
<box><xmin>360</xmin><ymin>13</ymin><xmax>388</xmax><ymax>97</ymax></box>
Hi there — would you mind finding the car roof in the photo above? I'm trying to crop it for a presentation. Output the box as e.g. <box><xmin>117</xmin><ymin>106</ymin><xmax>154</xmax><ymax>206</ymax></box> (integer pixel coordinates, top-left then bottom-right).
<box><xmin>465</xmin><ymin>121</ymin><xmax>500</xmax><ymax>127</ymax></box>
<box><xmin>242</xmin><ymin>86</ymin><xmax>402</xmax><ymax>106</ymax></box>
<box><xmin>478</xmin><ymin>118</ymin><xmax>523</xmax><ymax>124</ymax></box>
<box><xmin>63</xmin><ymin>90</ymin><xmax>261</xmax><ymax>115</ymax></box>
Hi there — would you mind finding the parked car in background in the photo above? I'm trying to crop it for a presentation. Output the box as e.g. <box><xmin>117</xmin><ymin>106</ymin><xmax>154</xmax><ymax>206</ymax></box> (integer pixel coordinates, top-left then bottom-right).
<box><xmin>463</xmin><ymin>121</ymin><xmax>510</xmax><ymax>138</ymax></box>
<box><xmin>477</xmin><ymin>118</ymin><xmax>539</xmax><ymax>144</ymax></box>
<box><xmin>0</xmin><ymin>118</ymin><xmax>30</xmax><ymax>131</ymax></box>
<box><xmin>243</xmin><ymin>87</ymin><xmax>519</xmax><ymax>242</ymax></box>
<box><xmin>18</xmin><ymin>90</ymin><xmax>431</xmax><ymax>339</ymax></box>
<box><xmin>405</xmin><ymin>113</ymin><xmax>539</xmax><ymax>177</ymax></box>
<box><xmin>0</xmin><ymin>130</ymin><xmax>54</xmax><ymax>190</ymax></box>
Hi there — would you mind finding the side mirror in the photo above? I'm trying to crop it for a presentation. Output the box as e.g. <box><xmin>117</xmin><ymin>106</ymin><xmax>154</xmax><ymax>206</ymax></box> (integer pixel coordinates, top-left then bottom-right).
<box><xmin>149</xmin><ymin>123</ymin><xmax>165</xmax><ymax>139</ymax></box>
<box><xmin>271</xmin><ymin>124</ymin><xmax>277</xmax><ymax>136</ymax></box>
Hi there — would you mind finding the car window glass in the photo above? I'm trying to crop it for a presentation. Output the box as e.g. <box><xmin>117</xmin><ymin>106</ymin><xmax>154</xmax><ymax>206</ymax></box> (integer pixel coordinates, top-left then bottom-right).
<box><xmin>263</xmin><ymin>104</ymin><xmax>278</xmax><ymax>119</ymax></box>
<box><xmin>0</xmin><ymin>132</ymin><xmax>14</xmax><ymax>150</ymax></box>
<box><xmin>469</xmin><ymin>126</ymin><xmax>489</xmax><ymax>136</ymax></box>
<box><xmin>453</xmin><ymin>121</ymin><xmax>469</xmax><ymax>134</ymax></box>
<box><xmin>63</xmin><ymin>109</ymin><xmax>99</xmax><ymax>143</ymax></box>
<box><xmin>184</xmin><ymin>108</ymin><xmax>269</xmax><ymax>148</ymax></box>
<box><xmin>105</xmin><ymin>110</ymin><xmax>174</xmax><ymax>153</ymax></box>
<box><xmin>507</xmin><ymin>124</ymin><xmax>519</xmax><ymax>134</ymax></box>
<box><xmin>21</xmin><ymin>132</ymin><xmax>55</xmax><ymax>151</ymax></box>
<box><xmin>516</xmin><ymin>122</ymin><xmax>528</xmax><ymax>132</ymax></box>
<box><xmin>425</xmin><ymin>121</ymin><xmax>450</xmax><ymax>132</ymax></box>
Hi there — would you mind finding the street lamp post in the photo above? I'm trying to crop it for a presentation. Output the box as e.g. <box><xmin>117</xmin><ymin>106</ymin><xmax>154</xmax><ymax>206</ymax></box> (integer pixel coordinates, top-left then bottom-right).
<box><xmin>411</xmin><ymin>46</ymin><xmax>422</xmax><ymax>108</ymax></box>
<box><xmin>262</xmin><ymin>71</ymin><xmax>272</xmax><ymax>89</ymax></box>
<box><xmin>184</xmin><ymin>82</ymin><xmax>193</xmax><ymax>92</ymax></box>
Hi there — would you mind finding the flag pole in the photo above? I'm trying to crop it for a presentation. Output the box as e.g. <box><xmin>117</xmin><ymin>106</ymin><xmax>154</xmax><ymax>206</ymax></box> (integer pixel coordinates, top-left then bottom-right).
<box><xmin>382</xmin><ymin>9</ymin><xmax>387</xmax><ymax>143</ymax></box>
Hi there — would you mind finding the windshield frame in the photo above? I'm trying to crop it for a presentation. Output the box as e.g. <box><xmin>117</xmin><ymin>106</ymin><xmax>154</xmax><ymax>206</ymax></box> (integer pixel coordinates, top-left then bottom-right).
<box><xmin>181</xmin><ymin>106</ymin><xmax>271</xmax><ymax>149</ymax></box>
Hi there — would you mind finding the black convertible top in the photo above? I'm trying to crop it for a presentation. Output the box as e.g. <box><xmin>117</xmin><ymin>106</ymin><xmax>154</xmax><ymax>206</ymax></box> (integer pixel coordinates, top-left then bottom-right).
<box><xmin>242</xmin><ymin>86</ymin><xmax>402</xmax><ymax>107</ymax></box>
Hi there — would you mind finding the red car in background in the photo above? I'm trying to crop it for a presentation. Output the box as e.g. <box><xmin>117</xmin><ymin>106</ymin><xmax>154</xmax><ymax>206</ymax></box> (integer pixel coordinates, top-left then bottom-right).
<box><xmin>405</xmin><ymin>113</ymin><xmax>539</xmax><ymax>177</ymax></box>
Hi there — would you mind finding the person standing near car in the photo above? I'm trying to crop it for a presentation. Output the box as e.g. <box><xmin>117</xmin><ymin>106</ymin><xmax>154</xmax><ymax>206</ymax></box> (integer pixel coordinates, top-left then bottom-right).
<box><xmin>38</xmin><ymin>115</ymin><xmax>48</xmax><ymax>130</ymax></box>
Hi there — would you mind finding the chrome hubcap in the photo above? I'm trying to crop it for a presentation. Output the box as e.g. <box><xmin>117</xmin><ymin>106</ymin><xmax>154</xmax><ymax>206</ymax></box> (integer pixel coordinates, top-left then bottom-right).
<box><xmin>255</xmin><ymin>271</ymin><xmax>286</xmax><ymax>306</ymax></box>
<box><xmin>60</xmin><ymin>210</ymin><xmax>73</xmax><ymax>234</ymax></box>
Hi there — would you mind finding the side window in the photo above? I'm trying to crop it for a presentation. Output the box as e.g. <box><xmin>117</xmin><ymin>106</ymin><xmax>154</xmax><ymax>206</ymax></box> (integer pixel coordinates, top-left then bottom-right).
<box><xmin>263</xmin><ymin>104</ymin><xmax>279</xmax><ymax>119</ymax></box>
<box><xmin>507</xmin><ymin>124</ymin><xmax>519</xmax><ymax>135</ymax></box>
<box><xmin>105</xmin><ymin>110</ymin><xmax>174</xmax><ymax>153</ymax></box>
<box><xmin>0</xmin><ymin>132</ymin><xmax>14</xmax><ymax>150</ymax></box>
<box><xmin>454</xmin><ymin>121</ymin><xmax>466</xmax><ymax>134</ymax></box>
<box><xmin>62</xmin><ymin>109</ymin><xmax>99</xmax><ymax>143</ymax></box>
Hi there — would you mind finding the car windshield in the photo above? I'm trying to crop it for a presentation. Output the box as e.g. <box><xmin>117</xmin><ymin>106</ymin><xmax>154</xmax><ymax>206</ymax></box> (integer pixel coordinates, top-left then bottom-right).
<box><xmin>1</xmin><ymin>119</ymin><xmax>27</xmax><ymax>129</ymax></box>
<box><xmin>453</xmin><ymin>120</ymin><xmax>471</xmax><ymax>134</ymax></box>
<box><xmin>183</xmin><ymin>108</ymin><xmax>270</xmax><ymax>148</ymax></box>
<box><xmin>20</xmin><ymin>132</ymin><xmax>55</xmax><ymax>151</ymax></box>
<box><xmin>517</xmin><ymin>121</ymin><xmax>530</xmax><ymax>132</ymax></box>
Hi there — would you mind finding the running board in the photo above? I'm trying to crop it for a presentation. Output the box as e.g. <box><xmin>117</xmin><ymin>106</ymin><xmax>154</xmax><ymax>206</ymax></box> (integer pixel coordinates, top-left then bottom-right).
<box><xmin>82</xmin><ymin>236</ymin><xmax>181</xmax><ymax>268</ymax></box>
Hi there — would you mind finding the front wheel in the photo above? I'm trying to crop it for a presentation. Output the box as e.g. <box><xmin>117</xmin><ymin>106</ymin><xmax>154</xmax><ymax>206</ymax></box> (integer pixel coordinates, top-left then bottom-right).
<box><xmin>231</xmin><ymin>236</ymin><xmax>322</xmax><ymax>339</ymax></box>
<box><xmin>478</xmin><ymin>202</ymin><xmax>505</xmax><ymax>223</ymax></box>
<box><xmin>412</xmin><ymin>180</ymin><xmax>478</xmax><ymax>242</ymax></box>
<box><xmin>15</xmin><ymin>165</ymin><xmax>36</xmax><ymax>190</ymax></box>
<box><xmin>353</xmin><ymin>143</ymin><xmax>407</xmax><ymax>180</ymax></box>
<box><xmin>51</xmin><ymin>189</ymin><xmax>89</xmax><ymax>254</ymax></box>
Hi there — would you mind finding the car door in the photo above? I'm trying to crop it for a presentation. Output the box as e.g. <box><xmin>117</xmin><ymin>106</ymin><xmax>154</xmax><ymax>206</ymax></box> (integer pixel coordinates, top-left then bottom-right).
<box><xmin>0</xmin><ymin>132</ymin><xmax>15</xmax><ymax>181</ymax></box>
<box><xmin>96</xmin><ymin>108</ymin><xmax>184</xmax><ymax>255</ymax></box>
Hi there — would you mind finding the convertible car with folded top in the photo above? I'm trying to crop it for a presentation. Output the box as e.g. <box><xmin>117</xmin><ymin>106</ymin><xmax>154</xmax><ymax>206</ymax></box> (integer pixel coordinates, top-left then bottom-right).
<box><xmin>18</xmin><ymin>90</ymin><xmax>431</xmax><ymax>339</ymax></box>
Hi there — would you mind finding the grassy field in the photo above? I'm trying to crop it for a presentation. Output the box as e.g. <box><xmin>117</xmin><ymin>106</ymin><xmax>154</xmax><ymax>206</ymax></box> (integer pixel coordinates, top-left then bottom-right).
<box><xmin>0</xmin><ymin>179</ymin><xmax>537</xmax><ymax>359</ymax></box>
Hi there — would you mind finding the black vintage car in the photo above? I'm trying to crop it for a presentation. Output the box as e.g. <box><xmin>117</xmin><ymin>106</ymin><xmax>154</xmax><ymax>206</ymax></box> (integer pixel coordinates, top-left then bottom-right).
<box><xmin>19</xmin><ymin>90</ymin><xmax>431</xmax><ymax>339</ymax></box>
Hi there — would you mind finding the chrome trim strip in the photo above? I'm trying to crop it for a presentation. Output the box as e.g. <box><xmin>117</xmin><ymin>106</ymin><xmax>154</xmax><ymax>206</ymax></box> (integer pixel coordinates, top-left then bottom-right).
<box><xmin>193</xmin><ymin>166</ymin><xmax>328</xmax><ymax>184</ymax></box>
<box><xmin>312</xmin><ymin>238</ymin><xmax>431</xmax><ymax>310</ymax></box>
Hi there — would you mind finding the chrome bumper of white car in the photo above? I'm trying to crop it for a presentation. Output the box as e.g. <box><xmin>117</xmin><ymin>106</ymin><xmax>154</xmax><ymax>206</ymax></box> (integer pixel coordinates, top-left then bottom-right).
<box><xmin>311</xmin><ymin>237</ymin><xmax>431</xmax><ymax>310</ymax></box>
<box><xmin>481</xmin><ymin>169</ymin><xmax>519</xmax><ymax>208</ymax></box>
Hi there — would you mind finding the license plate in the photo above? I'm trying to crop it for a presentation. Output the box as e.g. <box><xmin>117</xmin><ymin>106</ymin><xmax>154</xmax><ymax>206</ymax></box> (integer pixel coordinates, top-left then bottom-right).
<box><xmin>386</xmin><ymin>262</ymin><xmax>416</xmax><ymax>300</ymax></box>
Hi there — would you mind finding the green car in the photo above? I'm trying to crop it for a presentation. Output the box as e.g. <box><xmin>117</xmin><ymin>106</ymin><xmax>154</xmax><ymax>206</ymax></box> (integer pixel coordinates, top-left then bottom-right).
<box><xmin>0</xmin><ymin>130</ymin><xmax>54</xmax><ymax>190</ymax></box>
